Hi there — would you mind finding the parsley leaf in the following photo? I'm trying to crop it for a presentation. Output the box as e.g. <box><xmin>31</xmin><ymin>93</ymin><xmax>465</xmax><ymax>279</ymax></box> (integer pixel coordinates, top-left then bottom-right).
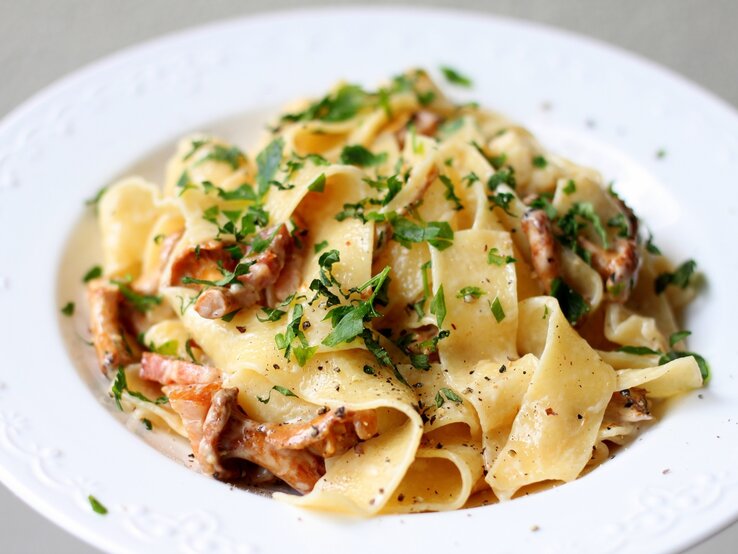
<box><xmin>282</xmin><ymin>85</ymin><xmax>367</xmax><ymax>123</ymax></box>
<box><xmin>669</xmin><ymin>330</ymin><xmax>691</xmax><ymax>347</ymax></box>
<box><xmin>659</xmin><ymin>350</ymin><xmax>710</xmax><ymax>381</ymax></box>
<box><xmin>487</xmin><ymin>167</ymin><xmax>516</xmax><ymax>191</ymax></box>
<box><xmin>85</xmin><ymin>186</ymin><xmax>108</xmax><ymax>208</ymax></box>
<box><xmin>436</xmin><ymin>387</ymin><xmax>463</xmax><ymax>408</ymax></box>
<box><xmin>430</xmin><ymin>285</ymin><xmax>447</xmax><ymax>328</ymax></box>
<box><xmin>532</xmin><ymin>155</ymin><xmax>548</xmax><ymax>169</ymax></box>
<box><xmin>151</xmin><ymin>340</ymin><xmax>178</xmax><ymax>356</ymax></box>
<box><xmin>488</xmin><ymin>191</ymin><xmax>516</xmax><ymax>216</ymax></box>
<box><xmin>563</xmin><ymin>179</ymin><xmax>576</xmax><ymax>195</ymax></box>
<box><xmin>256</xmin><ymin>138</ymin><xmax>284</xmax><ymax>197</ymax></box>
<box><xmin>457</xmin><ymin>286</ymin><xmax>486</xmax><ymax>299</ymax></box>
<box><xmin>88</xmin><ymin>495</ymin><xmax>108</xmax><ymax>515</ymax></box>
<box><xmin>440</xmin><ymin>66</ymin><xmax>473</xmax><ymax>87</ymax></box>
<box><xmin>646</xmin><ymin>232</ymin><xmax>662</xmax><ymax>255</ymax></box>
<box><xmin>83</xmin><ymin>265</ymin><xmax>103</xmax><ymax>283</ymax></box>
<box><xmin>196</xmin><ymin>145</ymin><xmax>247</xmax><ymax>170</ymax></box>
<box><xmin>616</xmin><ymin>345</ymin><xmax>661</xmax><ymax>355</ymax></box>
<box><xmin>61</xmin><ymin>302</ymin><xmax>75</xmax><ymax>316</ymax></box>
<box><xmin>183</xmin><ymin>139</ymin><xmax>208</xmax><ymax>161</ymax></box>
<box><xmin>487</xmin><ymin>247</ymin><xmax>516</xmax><ymax>266</ymax></box>
<box><xmin>439</xmin><ymin>175</ymin><xmax>463</xmax><ymax>210</ymax></box>
<box><xmin>655</xmin><ymin>260</ymin><xmax>696</xmax><ymax>294</ymax></box>
<box><xmin>307</xmin><ymin>173</ymin><xmax>327</xmax><ymax>192</ymax></box>
<box><xmin>340</xmin><ymin>145</ymin><xmax>387</xmax><ymax>167</ymax></box>
<box><xmin>364</xmin><ymin>174</ymin><xmax>403</xmax><ymax>206</ymax></box>
<box><xmin>557</xmin><ymin>202</ymin><xmax>608</xmax><ymax>248</ymax></box>
<box><xmin>257</xmin><ymin>385</ymin><xmax>298</xmax><ymax>404</ymax></box>
<box><xmin>390</xmin><ymin>216</ymin><xmax>454</xmax><ymax>250</ymax></box>
<box><xmin>111</xmin><ymin>367</ymin><xmax>167</xmax><ymax>410</ymax></box>
<box><xmin>314</xmin><ymin>240</ymin><xmax>329</xmax><ymax>253</ymax></box>
<box><xmin>550</xmin><ymin>277</ymin><xmax>589</xmax><ymax>325</ymax></box>
<box><xmin>607</xmin><ymin>212</ymin><xmax>631</xmax><ymax>238</ymax></box>
<box><xmin>489</xmin><ymin>297</ymin><xmax>505</xmax><ymax>322</ymax></box>
<box><xmin>112</xmin><ymin>279</ymin><xmax>162</xmax><ymax>313</ymax></box>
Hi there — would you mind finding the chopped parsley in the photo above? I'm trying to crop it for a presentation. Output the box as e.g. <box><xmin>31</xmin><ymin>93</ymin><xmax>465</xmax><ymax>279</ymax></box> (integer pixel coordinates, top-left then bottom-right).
<box><xmin>322</xmin><ymin>266</ymin><xmax>391</xmax><ymax>347</ymax></box>
<box><xmin>339</xmin><ymin>145</ymin><xmax>387</xmax><ymax>167</ymax></box>
<box><xmin>83</xmin><ymin>265</ymin><xmax>103</xmax><ymax>283</ymax></box>
<box><xmin>529</xmin><ymin>194</ymin><xmax>557</xmax><ymax>220</ymax></box>
<box><xmin>363</xmin><ymin>365</ymin><xmax>376</xmax><ymax>375</ymax></box>
<box><xmin>563</xmin><ymin>179</ymin><xmax>576</xmax><ymax>195</ymax></box>
<box><xmin>111</xmin><ymin>278</ymin><xmax>162</xmax><ymax>313</ymax></box>
<box><xmin>412</xmin><ymin>260</ymin><xmax>433</xmax><ymax>319</ymax></box>
<box><xmin>670</xmin><ymin>330</ymin><xmax>691</xmax><ymax>347</ymax></box>
<box><xmin>489</xmin><ymin>296</ymin><xmax>505</xmax><ymax>322</ymax></box>
<box><xmin>616</xmin><ymin>345</ymin><xmax>661</xmax><ymax>356</ymax></box>
<box><xmin>183</xmin><ymin>139</ymin><xmax>208</xmax><ymax>161</ymax></box>
<box><xmin>257</xmin><ymin>385</ymin><xmax>298</xmax><ymax>404</ymax></box>
<box><xmin>557</xmin><ymin>202</ymin><xmax>608</xmax><ymax>249</ymax></box>
<box><xmin>88</xmin><ymin>495</ymin><xmax>108</xmax><ymax>515</ymax></box>
<box><xmin>150</xmin><ymin>340</ymin><xmax>178</xmax><ymax>356</ymax></box>
<box><xmin>656</xmin><ymin>148</ymin><xmax>667</xmax><ymax>159</ymax></box>
<box><xmin>390</xmin><ymin>216</ymin><xmax>454</xmax><ymax>251</ymax></box>
<box><xmin>257</xmin><ymin>307</ymin><xmax>287</xmax><ymax>322</ymax></box>
<box><xmin>488</xmin><ymin>191</ymin><xmax>516</xmax><ymax>216</ymax></box>
<box><xmin>307</xmin><ymin>173</ymin><xmax>327</xmax><ymax>192</ymax></box>
<box><xmin>274</xmin><ymin>304</ymin><xmax>317</xmax><ymax>366</ymax></box>
<box><xmin>85</xmin><ymin>186</ymin><xmax>108</xmax><ymax>208</ymax></box>
<box><xmin>195</xmin><ymin>144</ymin><xmax>247</xmax><ymax>170</ymax></box>
<box><xmin>457</xmin><ymin>286</ymin><xmax>486</xmax><ymax>300</ymax></box>
<box><xmin>645</xmin><ymin>232</ymin><xmax>662</xmax><ymax>255</ymax></box>
<box><xmin>111</xmin><ymin>368</ymin><xmax>168</xmax><ymax>411</ymax></box>
<box><xmin>532</xmin><ymin>155</ymin><xmax>548</xmax><ymax>169</ymax></box>
<box><xmin>487</xmin><ymin>247</ymin><xmax>516</xmax><ymax>266</ymax></box>
<box><xmin>607</xmin><ymin>212</ymin><xmax>631</xmax><ymax>238</ymax></box>
<box><xmin>654</xmin><ymin>260</ymin><xmax>696</xmax><ymax>294</ymax></box>
<box><xmin>550</xmin><ymin>277</ymin><xmax>589</xmax><ymax>325</ymax></box>
<box><xmin>617</xmin><ymin>330</ymin><xmax>709</xmax><ymax>381</ymax></box>
<box><xmin>185</xmin><ymin>339</ymin><xmax>197</xmax><ymax>363</ymax></box>
<box><xmin>61</xmin><ymin>302</ymin><xmax>75</xmax><ymax>316</ymax></box>
<box><xmin>430</xmin><ymin>285</ymin><xmax>447</xmax><ymax>328</ymax></box>
<box><xmin>435</xmin><ymin>387</ymin><xmax>463</xmax><ymax>408</ymax></box>
<box><xmin>182</xmin><ymin>259</ymin><xmax>253</xmax><ymax>288</ymax></box>
<box><xmin>439</xmin><ymin>175</ymin><xmax>463</xmax><ymax>210</ymax></box>
<box><xmin>364</xmin><ymin>174</ymin><xmax>403</xmax><ymax>206</ymax></box>
<box><xmin>439</xmin><ymin>66</ymin><xmax>473</xmax><ymax>87</ymax></box>
<box><xmin>487</xmin><ymin>167</ymin><xmax>516</xmax><ymax>191</ymax></box>
<box><xmin>282</xmin><ymin>84</ymin><xmax>367</xmax><ymax>123</ymax></box>
<box><xmin>314</xmin><ymin>240</ymin><xmax>329</xmax><ymax>253</ymax></box>
<box><xmin>256</xmin><ymin>138</ymin><xmax>284</xmax><ymax>197</ymax></box>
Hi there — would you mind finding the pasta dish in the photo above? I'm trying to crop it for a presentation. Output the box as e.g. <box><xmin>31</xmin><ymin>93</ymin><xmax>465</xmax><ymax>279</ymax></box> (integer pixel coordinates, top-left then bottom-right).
<box><xmin>79</xmin><ymin>69</ymin><xmax>707</xmax><ymax>514</ymax></box>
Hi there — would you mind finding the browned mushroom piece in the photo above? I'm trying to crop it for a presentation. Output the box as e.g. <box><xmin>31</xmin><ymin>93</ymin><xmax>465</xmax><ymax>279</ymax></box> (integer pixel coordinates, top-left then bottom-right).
<box><xmin>580</xmin><ymin>194</ymin><xmax>641</xmax><ymax>303</ymax></box>
<box><xmin>170</xmin><ymin>224</ymin><xmax>296</xmax><ymax>319</ymax></box>
<box><xmin>604</xmin><ymin>387</ymin><xmax>652</xmax><ymax>425</ymax></box>
<box><xmin>140</xmin><ymin>352</ymin><xmax>221</xmax><ymax>385</ymax></box>
<box><xmin>134</xmin><ymin>231</ymin><xmax>182</xmax><ymax>295</ymax></box>
<box><xmin>264</xmin><ymin>406</ymin><xmax>378</xmax><ymax>457</ymax></box>
<box><xmin>521</xmin><ymin>209</ymin><xmax>560</xmax><ymax>294</ymax></box>
<box><xmin>166</xmin><ymin>375</ymin><xmax>378</xmax><ymax>494</ymax></box>
<box><xmin>579</xmin><ymin>236</ymin><xmax>641</xmax><ymax>303</ymax></box>
<box><xmin>87</xmin><ymin>279</ymin><xmax>142</xmax><ymax>374</ymax></box>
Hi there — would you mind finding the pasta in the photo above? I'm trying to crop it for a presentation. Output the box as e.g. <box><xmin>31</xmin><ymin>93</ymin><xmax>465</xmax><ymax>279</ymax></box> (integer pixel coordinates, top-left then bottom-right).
<box><xmin>82</xmin><ymin>68</ymin><xmax>708</xmax><ymax>514</ymax></box>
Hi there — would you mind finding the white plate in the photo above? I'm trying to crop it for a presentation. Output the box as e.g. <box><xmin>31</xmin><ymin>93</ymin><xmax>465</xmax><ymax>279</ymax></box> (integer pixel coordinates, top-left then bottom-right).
<box><xmin>1</xmin><ymin>7</ymin><xmax>737</xmax><ymax>554</ymax></box>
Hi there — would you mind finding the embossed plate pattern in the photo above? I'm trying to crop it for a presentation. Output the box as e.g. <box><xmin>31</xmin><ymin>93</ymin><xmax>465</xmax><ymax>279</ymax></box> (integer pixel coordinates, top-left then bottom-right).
<box><xmin>0</xmin><ymin>7</ymin><xmax>737</xmax><ymax>554</ymax></box>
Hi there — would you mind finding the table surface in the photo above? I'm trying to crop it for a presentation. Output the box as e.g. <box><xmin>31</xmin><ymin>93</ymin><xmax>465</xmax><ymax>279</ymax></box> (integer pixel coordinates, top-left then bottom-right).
<box><xmin>2</xmin><ymin>1</ymin><xmax>736</xmax><ymax>552</ymax></box>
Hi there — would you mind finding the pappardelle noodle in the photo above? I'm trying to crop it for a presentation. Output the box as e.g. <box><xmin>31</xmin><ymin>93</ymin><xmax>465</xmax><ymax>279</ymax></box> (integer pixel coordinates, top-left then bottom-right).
<box><xmin>82</xmin><ymin>69</ymin><xmax>707</xmax><ymax>514</ymax></box>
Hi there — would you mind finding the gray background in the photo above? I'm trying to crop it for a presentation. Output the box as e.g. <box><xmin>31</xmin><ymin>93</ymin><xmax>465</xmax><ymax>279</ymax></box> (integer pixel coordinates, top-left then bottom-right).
<box><xmin>1</xmin><ymin>0</ymin><xmax>736</xmax><ymax>552</ymax></box>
